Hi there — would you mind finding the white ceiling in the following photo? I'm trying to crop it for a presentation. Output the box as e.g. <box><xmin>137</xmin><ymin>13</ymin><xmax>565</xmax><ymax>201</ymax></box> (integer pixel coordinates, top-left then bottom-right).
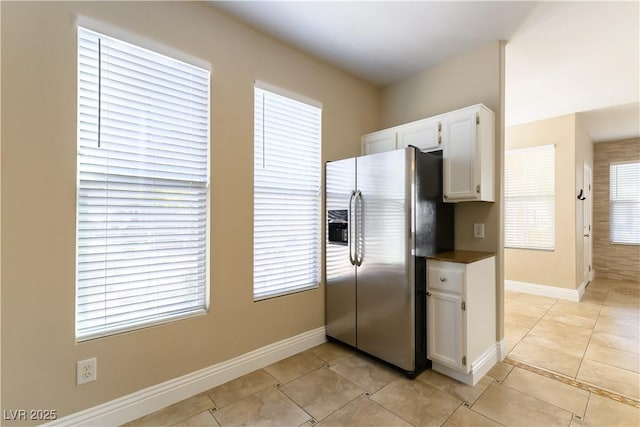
<box><xmin>211</xmin><ymin>1</ymin><xmax>639</xmax><ymax>142</ymax></box>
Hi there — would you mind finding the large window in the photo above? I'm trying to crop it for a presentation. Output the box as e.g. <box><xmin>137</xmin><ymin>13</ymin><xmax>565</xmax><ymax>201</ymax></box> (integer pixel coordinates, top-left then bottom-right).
<box><xmin>76</xmin><ymin>27</ymin><xmax>210</xmax><ymax>340</ymax></box>
<box><xmin>253</xmin><ymin>82</ymin><xmax>322</xmax><ymax>300</ymax></box>
<box><xmin>610</xmin><ymin>161</ymin><xmax>640</xmax><ymax>245</ymax></box>
<box><xmin>505</xmin><ymin>144</ymin><xmax>555</xmax><ymax>250</ymax></box>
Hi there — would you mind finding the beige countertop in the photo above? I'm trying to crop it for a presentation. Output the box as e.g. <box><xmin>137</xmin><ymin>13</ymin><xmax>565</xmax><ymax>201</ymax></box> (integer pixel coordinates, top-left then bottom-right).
<box><xmin>427</xmin><ymin>250</ymin><xmax>496</xmax><ymax>264</ymax></box>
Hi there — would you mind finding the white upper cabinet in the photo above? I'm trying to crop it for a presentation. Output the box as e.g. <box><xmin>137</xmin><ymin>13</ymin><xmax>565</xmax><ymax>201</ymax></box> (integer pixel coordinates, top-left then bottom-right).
<box><xmin>360</xmin><ymin>104</ymin><xmax>495</xmax><ymax>203</ymax></box>
<box><xmin>361</xmin><ymin>117</ymin><xmax>442</xmax><ymax>156</ymax></box>
<box><xmin>442</xmin><ymin>105</ymin><xmax>495</xmax><ymax>202</ymax></box>
<box><xmin>397</xmin><ymin>117</ymin><xmax>441</xmax><ymax>151</ymax></box>
<box><xmin>361</xmin><ymin>129</ymin><xmax>397</xmax><ymax>155</ymax></box>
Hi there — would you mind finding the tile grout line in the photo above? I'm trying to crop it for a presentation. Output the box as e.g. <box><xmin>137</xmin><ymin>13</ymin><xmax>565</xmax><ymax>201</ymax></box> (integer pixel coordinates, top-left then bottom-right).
<box><xmin>363</xmin><ymin>390</ymin><xmax>418</xmax><ymax>427</ymax></box>
<box><xmin>503</xmin><ymin>357</ymin><xmax>640</xmax><ymax>409</ymax></box>
<box><xmin>497</xmin><ymin>365</ymin><xmax>589</xmax><ymax>422</ymax></box>
<box><xmin>204</xmin><ymin>394</ymin><xmax>219</xmax><ymax>427</ymax></box>
<box><xmin>507</xmin><ymin>287</ymin><xmax>640</xmax><ymax>406</ymax></box>
<box><xmin>461</xmin><ymin>374</ymin><xmax>511</xmax><ymax>427</ymax></box>
<box><xmin>272</xmin><ymin>383</ymin><xmax>316</xmax><ymax>425</ymax></box>
<box><xmin>326</xmin><ymin>360</ymin><xmax>418</xmax><ymax>427</ymax></box>
<box><xmin>316</xmin><ymin>352</ymin><xmax>409</xmax><ymax>423</ymax></box>
<box><xmin>437</xmin><ymin>401</ymin><xmax>466</xmax><ymax>427</ymax></box>
<box><xmin>581</xmin><ymin>392</ymin><xmax>594</xmax><ymax>425</ymax></box>
<box><xmin>505</xmin><ymin>295</ymin><xmax>558</xmax><ymax>363</ymax></box>
<box><xmin>271</xmin><ymin>349</ymin><xmax>399</xmax><ymax>425</ymax></box>
<box><xmin>576</xmin><ymin>289</ymin><xmax>606</xmax><ymax>422</ymax></box>
<box><xmin>574</xmin><ymin>294</ymin><xmax>606</xmax><ymax>383</ymax></box>
<box><xmin>279</xmin><ymin>362</ymin><xmax>360</xmax><ymax>424</ymax></box>
<box><xmin>504</xmin><ymin>295</ymin><xmax>548</xmax><ymax>354</ymax></box>
<box><xmin>580</xmin><ymin>283</ymin><xmax>640</xmax><ymax>384</ymax></box>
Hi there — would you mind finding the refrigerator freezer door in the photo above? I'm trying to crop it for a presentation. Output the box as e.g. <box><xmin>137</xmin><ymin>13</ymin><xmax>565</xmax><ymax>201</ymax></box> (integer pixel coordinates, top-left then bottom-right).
<box><xmin>356</xmin><ymin>148</ymin><xmax>415</xmax><ymax>371</ymax></box>
<box><xmin>326</xmin><ymin>157</ymin><xmax>357</xmax><ymax>346</ymax></box>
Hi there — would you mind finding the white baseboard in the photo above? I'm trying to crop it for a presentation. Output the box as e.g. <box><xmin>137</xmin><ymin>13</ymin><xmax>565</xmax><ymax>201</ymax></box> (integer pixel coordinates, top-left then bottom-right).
<box><xmin>46</xmin><ymin>327</ymin><xmax>327</xmax><ymax>427</ymax></box>
<box><xmin>432</xmin><ymin>342</ymin><xmax>499</xmax><ymax>387</ymax></box>
<box><xmin>505</xmin><ymin>280</ymin><xmax>582</xmax><ymax>302</ymax></box>
<box><xmin>496</xmin><ymin>338</ymin><xmax>507</xmax><ymax>362</ymax></box>
<box><xmin>577</xmin><ymin>280</ymin><xmax>588</xmax><ymax>300</ymax></box>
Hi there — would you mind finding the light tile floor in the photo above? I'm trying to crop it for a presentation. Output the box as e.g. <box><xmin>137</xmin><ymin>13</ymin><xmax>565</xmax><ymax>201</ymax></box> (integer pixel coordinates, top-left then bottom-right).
<box><xmin>126</xmin><ymin>278</ymin><xmax>640</xmax><ymax>427</ymax></box>
<box><xmin>506</xmin><ymin>277</ymin><xmax>640</xmax><ymax>403</ymax></box>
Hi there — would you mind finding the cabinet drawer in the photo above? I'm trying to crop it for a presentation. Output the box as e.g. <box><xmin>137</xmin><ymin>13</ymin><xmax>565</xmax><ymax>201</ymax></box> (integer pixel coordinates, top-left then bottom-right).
<box><xmin>428</xmin><ymin>267</ymin><xmax>464</xmax><ymax>293</ymax></box>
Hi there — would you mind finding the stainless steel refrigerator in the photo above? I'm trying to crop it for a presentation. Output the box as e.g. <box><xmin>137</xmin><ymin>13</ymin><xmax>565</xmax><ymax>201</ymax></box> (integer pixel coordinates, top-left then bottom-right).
<box><xmin>325</xmin><ymin>146</ymin><xmax>454</xmax><ymax>376</ymax></box>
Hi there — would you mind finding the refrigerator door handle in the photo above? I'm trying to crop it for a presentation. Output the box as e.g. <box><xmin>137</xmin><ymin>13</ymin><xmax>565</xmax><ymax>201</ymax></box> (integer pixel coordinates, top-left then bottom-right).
<box><xmin>348</xmin><ymin>191</ymin><xmax>356</xmax><ymax>265</ymax></box>
<box><xmin>355</xmin><ymin>190</ymin><xmax>364</xmax><ymax>266</ymax></box>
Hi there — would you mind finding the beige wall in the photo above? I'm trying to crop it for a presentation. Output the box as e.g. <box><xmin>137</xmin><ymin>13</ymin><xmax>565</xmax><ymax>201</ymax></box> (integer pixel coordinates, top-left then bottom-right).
<box><xmin>381</xmin><ymin>41</ymin><xmax>506</xmax><ymax>340</ymax></box>
<box><xmin>504</xmin><ymin>114</ymin><xmax>594</xmax><ymax>290</ymax></box>
<box><xmin>593</xmin><ymin>138</ymin><xmax>640</xmax><ymax>281</ymax></box>
<box><xmin>381</xmin><ymin>42</ymin><xmax>505</xmax><ymax>130</ymax></box>
<box><xmin>1</xmin><ymin>1</ymin><xmax>379</xmax><ymax>421</ymax></box>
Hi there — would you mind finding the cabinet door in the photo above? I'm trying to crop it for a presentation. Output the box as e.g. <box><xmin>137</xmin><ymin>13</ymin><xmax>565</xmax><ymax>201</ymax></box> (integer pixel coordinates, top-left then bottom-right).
<box><xmin>397</xmin><ymin>118</ymin><xmax>440</xmax><ymax>152</ymax></box>
<box><xmin>442</xmin><ymin>109</ymin><xmax>478</xmax><ymax>202</ymax></box>
<box><xmin>427</xmin><ymin>290</ymin><xmax>466</xmax><ymax>372</ymax></box>
<box><xmin>362</xmin><ymin>129</ymin><xmax>397</xmax><ymax>155</ymax></box>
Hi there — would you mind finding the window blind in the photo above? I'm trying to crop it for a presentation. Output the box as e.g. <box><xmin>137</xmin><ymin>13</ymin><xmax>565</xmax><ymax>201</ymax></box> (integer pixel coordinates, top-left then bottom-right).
<box><xmin>253</xmin><ymin>84</ymin><xmax>321</xmax><ymax>301</ymax></box>
<box><xmin>76</xmin><ymin>27</ymin><xmax>210</xmax><ymax>340</ymax></box>
<box><xmin>505</xmin><ymin>144</ymin><xmax>555</xmax><ymax>250</ymax></box>
<box><xmin>610</xmin><ymin>161</ymin><xmax>640</xmax><ymax>245</ymax></box>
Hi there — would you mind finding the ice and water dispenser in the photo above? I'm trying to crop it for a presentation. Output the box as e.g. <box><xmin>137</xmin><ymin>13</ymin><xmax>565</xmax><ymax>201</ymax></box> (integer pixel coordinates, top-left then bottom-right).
<box><xmin>328</xmin><ymin>210</ymin><xmax>348</xmax><ymax>245</ymax></box>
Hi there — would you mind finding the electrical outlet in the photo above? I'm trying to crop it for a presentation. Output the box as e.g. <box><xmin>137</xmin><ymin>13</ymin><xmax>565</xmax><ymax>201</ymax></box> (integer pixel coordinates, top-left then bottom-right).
<box><xmin>473</xmin><ymin>223</ymin><xmax>485</xmax><ymax>239</ymax></box>
<box><xmin>77</xmin><ymin>357</ymin><xmax>97</xmax><ymax>385</ymax></box>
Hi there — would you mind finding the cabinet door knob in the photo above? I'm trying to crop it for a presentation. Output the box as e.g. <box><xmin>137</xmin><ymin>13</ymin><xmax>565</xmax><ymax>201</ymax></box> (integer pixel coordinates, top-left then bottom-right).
<box><xmin>426</xmin><ymin>291</ymin><xmax>432</xmax><ymax>297</ymax></box>
<box><xmin>439</xmin><ymin>277</ymin><xmax>447</xmax><ymax>282</ymax></box>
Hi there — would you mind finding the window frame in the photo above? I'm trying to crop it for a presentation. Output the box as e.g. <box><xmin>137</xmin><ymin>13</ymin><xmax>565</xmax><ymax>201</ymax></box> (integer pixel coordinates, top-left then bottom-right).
<box><xmin>609</xmin><ymin>160</ymin><xmax>640</xmax><ymax>245</ymax></box>
<box><xmin>75</xmin><ymin>25</ymin><xmax>211</xmax><ymax>341</ymax></box>
<box><xmin>252</xmin><ymin>81</ymin><xmax>322</xmax><ymax>301</ymax></box>
<box><xmin>504</xmin><ymin>144</ymin><xmax>556</xmax><ymax>251</ymax></box>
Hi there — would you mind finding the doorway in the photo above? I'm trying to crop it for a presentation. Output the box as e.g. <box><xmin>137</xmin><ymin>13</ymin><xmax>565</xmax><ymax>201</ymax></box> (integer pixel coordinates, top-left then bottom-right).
<box><xmin>583</xmin><ymin>163</ymin><xmax>593</xmax><ymax>284</ymax></box>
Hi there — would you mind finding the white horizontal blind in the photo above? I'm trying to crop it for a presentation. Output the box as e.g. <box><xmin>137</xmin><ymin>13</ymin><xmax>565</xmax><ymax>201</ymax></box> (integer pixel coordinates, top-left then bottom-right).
<box><xmin>76</xmin><ymin>27</ymin><xmax>210</xmax><ymax>340</ymax></box>
<box><xmin>505</xmin><ymin>144</ymin><xmax>555</xmax><ymax>250</ymax></box>
<box><xmin>610</xmin><ymin>161</ymin><xmax>640</xmax><ymax>244</ymax></box>
<box><xmin>253</xmin><ymin>85</ymin><xmax>321</xmax><ymax>300</ymax></box>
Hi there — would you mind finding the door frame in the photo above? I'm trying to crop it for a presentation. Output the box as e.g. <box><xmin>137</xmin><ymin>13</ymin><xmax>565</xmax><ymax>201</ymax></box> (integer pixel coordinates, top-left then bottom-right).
<box><xmin>583</xmin><ymin>162</ymin><xmax>593</xmax><ymax>283</ymax></box>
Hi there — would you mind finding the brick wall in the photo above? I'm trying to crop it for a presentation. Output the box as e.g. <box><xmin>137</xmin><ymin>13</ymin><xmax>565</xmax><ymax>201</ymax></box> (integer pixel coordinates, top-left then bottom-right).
<box><xmin>593</xmin><ymin>138</ymin><xmax>640</xmax><ymax>281</ymax></box>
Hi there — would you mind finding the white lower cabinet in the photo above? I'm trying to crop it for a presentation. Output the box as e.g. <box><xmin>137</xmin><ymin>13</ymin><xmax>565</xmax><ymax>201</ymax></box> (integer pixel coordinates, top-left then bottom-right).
<box><xmin>427</xmin><ymin>252</ymin><xmax>496</xmax><ymax>386</ymax></box>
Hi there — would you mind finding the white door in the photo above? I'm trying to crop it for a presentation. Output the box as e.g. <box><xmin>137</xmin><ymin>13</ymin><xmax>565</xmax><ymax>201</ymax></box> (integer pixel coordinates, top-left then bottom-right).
<box><xmin>427</xmin><ymin>290</ymin><xmax>465</xmax><ymax>372</ymax></box>
<box><xmin>583</xmin><ymin>163</ymin><xmax>593</xmax><ymax>282</ymax></box>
